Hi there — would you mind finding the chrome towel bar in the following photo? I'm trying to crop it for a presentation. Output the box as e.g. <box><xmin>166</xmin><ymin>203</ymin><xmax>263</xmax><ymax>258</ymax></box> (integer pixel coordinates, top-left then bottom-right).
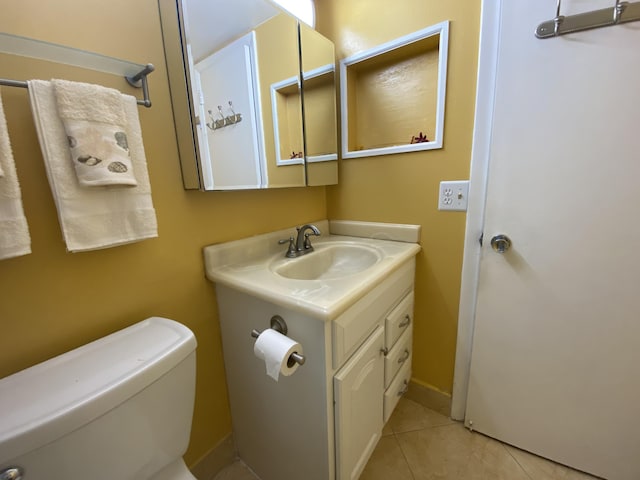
<box><xmin>0</xmin><ymin>33</ymin><xmax>155</xmax><ymax>107</ymax></box>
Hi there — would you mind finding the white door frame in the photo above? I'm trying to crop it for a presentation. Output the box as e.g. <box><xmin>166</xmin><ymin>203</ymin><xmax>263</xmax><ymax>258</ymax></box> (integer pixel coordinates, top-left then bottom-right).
<box><xmin>450</xmin><ymin>0</ymin><xmax>501</xmax><ymax>421</ymax></box>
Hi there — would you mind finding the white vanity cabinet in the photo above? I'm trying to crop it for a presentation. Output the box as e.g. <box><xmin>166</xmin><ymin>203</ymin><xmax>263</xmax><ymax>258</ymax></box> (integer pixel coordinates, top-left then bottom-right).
<box><xmin>331</xmin><ymin>261</ymin><xmax>415</xmax><ymax>480</ymax></box>
<box><xmin>214</xmin><ymin>259</ymin><xmax>416</xmax><ymax>480</ymax></box>
<box><xmin>334</xmin><ymin>326</ymin><xmax>384</xmax><ymax>480</ymax></box>
<box><xmin>204</xmin><ymin>221</ymin><xmax>421</xmax><ymax>480</ymax></box>
<box><xmin>383</xmin><ymin>291</ymin><xmax>414</xmax><ymax>423</ymax></box>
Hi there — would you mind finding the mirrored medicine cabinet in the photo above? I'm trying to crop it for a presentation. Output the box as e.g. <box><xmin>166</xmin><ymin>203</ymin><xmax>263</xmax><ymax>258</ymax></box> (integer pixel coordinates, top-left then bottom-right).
<box><xmin>158</xmin><ymin>0</ymin><xmax>338</xmax><ymax>191</ymax></box>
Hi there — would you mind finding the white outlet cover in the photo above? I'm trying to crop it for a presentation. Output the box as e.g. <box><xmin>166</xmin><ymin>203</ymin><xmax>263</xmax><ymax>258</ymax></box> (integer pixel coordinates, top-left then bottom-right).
<box><xmin>438</xmin><ymin>180</ymin><xmax>469</xmax><ymax>211</ymax></box>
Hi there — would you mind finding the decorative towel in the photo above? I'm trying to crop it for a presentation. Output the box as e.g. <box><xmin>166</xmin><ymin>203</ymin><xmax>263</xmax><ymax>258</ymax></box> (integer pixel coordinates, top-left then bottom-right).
<box><xmin>0</xmin><ymin>91</ymin><xmax>32</xmax><ymax>260</ymax></box>
<box><xmin>52</xmin><ymin>79</ymin><xmax>137</xmax><ymax>187</ymax></box>
<box><xmin>28</xmin><ymin>80</ymin><xmax>157</xmax><ymax>252</ymax></box>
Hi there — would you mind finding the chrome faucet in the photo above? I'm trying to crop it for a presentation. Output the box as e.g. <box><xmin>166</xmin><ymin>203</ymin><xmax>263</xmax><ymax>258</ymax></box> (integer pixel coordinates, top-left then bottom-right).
<box><xmin>296</xmin><ymin>224</ymin><xmax>321</xmax><ymax>252</ymax></box>
<box><xmin>279</xmin><ymin>224</ymin><xmax>321</xmax><ymax>258</ymax></box>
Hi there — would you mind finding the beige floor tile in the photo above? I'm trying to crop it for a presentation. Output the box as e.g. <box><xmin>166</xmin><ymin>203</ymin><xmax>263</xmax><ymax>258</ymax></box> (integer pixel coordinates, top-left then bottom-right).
<box><xmin>396</xmin><ymin>423</ymin><xmax>531</xmax><ymax>480</ymax></box>
<box><xmin>504</xmin><ymin>445</ymin><xmax>602</xmax><ymax>480</ymax></box>
<box><xmin>210</xmin><ymin>402</ymin><xmax>601</xmax><ymax>480</ymax></box>
<box><xmin>360</xmin><ymin>435</ymin><xmax>415</xmax><ymax>480</ymax></box>
<box><xmin>212</xmin><ymin>460</ymin><xmax>259</xmax><ymax>480</ymax></box>
<box><xmin>382</xmin><ymin>420</ymin><xmax>394</xmax><ymax>436</ymax></box>
<box><xmin>387</xmin><ymin>397</ymin><xmax>455</xmax><ymax>434</ymax></box>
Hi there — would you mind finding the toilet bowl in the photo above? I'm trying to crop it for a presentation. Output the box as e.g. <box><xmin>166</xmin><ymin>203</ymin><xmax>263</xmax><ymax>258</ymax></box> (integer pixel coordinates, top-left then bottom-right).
<box><xmin>0</xmin><ymin>317</ymin><xmax>198</xmax><ymax>480</ymax></box>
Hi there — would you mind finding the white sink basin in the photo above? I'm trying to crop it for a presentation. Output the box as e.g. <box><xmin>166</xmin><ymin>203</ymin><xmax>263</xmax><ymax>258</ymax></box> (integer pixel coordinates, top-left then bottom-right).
<box><xmin>271</xmin><ymin>243</ymin><xmax>382</xmax><ymax>280</ymax></box>
<box><xmin>203</xmin><ymin>220</ymin><xmax>421</xmax><ymax>320</ymax></box>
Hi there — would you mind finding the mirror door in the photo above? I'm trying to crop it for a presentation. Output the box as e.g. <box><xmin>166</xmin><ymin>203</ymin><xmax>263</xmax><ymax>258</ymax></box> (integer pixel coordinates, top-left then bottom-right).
<box><xmin>158</xmin><ymin>0</ymin><xmax>338</xmax><ymax>190</ymax></box>
<box><xmin>300</xmin><ymin>22</ymin><xmax>338</xmax><ymax>187</ymax></box>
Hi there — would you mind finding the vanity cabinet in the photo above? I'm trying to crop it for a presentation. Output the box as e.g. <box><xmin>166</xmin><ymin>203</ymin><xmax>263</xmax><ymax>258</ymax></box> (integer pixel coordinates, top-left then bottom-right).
<box><xmin>334</xmin><ymin>288</ymin><xmax>414</xmax><ymax>479</ymax></box>
<box><xmin>214</xmin><ymin>259</ymin><xmax>416</xmax><ymax>480</ymax></box>
<box><xmin>334</xmin><ymin>326</ymin><xmax>384</xmax><ymax>480</ymax></box>
<box><xmin>383</xmin><ymin>292</ymin><xmax>414</xmax><ymax>422</ymax></box>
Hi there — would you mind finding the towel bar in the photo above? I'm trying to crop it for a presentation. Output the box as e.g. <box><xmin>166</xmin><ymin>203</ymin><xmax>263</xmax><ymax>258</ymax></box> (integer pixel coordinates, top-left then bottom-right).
<box><xmin>0</xmin><ymin>33</ymin><xmax>154</xmax><ymax>107</ymax></box>
<box><xmin>0</xmin><ymin>63</ymin><xmax>155</xmax><ymax>107</ymax></box>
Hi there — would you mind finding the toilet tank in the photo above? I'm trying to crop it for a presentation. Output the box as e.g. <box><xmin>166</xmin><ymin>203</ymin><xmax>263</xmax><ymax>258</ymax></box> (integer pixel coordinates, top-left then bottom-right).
<box><xmin>0</xmin><ymin>317</ymin><xmax>197</xmax><ymax>480</ymax></box>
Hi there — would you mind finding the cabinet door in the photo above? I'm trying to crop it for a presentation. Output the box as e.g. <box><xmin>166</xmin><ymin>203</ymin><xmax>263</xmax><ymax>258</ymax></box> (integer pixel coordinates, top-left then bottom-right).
<box><xmin>334</xmin><ymin>326</ymin><xmax>384</xmax><ymax>480</ymax></box>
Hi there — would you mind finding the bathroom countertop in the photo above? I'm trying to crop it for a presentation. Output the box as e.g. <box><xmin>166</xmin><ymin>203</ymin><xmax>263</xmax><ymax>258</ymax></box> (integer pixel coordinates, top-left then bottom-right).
<box><xmin>203</xmin><ymin>220</ymin><xmax>421</xmax><ymax>321</ymax></box>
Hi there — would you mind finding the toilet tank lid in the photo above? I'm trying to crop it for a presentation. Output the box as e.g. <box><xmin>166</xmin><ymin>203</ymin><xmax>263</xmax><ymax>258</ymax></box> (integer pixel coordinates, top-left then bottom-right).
<box><xmin>0</xmin><ymin>317</ymin><xmax>197</xmax><ymax>463</ymax></box>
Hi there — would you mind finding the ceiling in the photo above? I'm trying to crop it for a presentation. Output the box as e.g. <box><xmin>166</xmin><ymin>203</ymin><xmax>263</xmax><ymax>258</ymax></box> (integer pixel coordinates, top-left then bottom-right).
<box><xmin>184</xmin><ymin>0</ymin><xmax>281</xmax><ymax>62</ymax></box>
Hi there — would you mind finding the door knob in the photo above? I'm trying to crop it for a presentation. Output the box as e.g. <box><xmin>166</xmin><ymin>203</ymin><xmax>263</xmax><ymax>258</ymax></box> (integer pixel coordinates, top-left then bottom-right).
<box><xmin>490</xmin><ymin>234</ymin><xmax>511</xmax><ymax>253</ymax></box>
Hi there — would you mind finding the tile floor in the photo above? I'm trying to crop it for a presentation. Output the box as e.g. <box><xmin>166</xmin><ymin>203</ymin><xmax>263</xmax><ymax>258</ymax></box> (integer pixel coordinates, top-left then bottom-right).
<box><xmin>213</xmin><ymin>397</ymin><xmax>600</xmax><ymax>480</ymax></box>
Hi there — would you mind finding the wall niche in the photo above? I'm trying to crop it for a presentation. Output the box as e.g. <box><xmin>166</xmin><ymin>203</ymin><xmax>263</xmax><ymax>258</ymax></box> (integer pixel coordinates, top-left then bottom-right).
<box><xmin>340</xmin><ymin>21</ymin><xmax>449</xmax><ymax>159</ymax></box>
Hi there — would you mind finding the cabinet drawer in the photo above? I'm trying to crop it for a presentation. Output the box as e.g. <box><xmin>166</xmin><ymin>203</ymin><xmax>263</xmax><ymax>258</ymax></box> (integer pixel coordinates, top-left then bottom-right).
<box><xmin>384</xmin><ymin>327</ymin><xmax>412</xmax><ymax>389</ymax></box>
<box><xmin>333</xmin><ymin>261</ymin><xmax>414</xmax><ymax>369</ymax></box>
<box><xmin>383</xmin><ymin>360</ymin><xmax>411</xmax><ymax>423</ymax></box>
<box><xmin>384</xmin><ymin>291</ymin><xmax>414</xmax><ymax>350</ymax></box>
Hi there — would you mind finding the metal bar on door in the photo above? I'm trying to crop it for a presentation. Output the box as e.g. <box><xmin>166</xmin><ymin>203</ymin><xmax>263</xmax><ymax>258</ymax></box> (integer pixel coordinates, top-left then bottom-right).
<box><xmin>535</xmin><ymin>0</ymin><xmax>640</xmax><ymax>38</ymax></box>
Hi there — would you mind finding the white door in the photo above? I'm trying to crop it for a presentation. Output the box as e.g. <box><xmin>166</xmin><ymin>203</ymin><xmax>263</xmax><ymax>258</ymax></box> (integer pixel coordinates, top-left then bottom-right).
<box><xmin>464</xmin><ymin>1</ymin><xmax>640</xmax><ymax>479</ymax></box>
<box><xmin>195</xmin><ymin>32</ymin><xmax>264</xmax><ymax>189</ymax></box>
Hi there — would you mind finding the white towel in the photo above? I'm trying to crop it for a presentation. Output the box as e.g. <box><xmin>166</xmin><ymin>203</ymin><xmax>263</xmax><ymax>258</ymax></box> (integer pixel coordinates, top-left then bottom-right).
<box><xmin>52</xmin><ymin>79</ymin><xmax>137</xmax><ymax>187</ymax></box>
<box><xmin>28</xmin><ymin>80</ymin><xmax>158</xmax><ymax>252</ymax></box>
<box><xmin>0</xmin><ymin>91</ymin><xmax>31</xmax><ymax>260</ymax></box>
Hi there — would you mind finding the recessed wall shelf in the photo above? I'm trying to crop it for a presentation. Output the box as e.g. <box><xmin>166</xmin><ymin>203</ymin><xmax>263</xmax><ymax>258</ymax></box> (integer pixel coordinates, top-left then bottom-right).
<box><xmin>340</xmin><ymin>21</ymin><xmax>449</xmax><ymax>159</ymax></box>
<box><xmin>270</xmin><ymin>76</ymin><xmax>304</xmax><ymax>166</ymax></box>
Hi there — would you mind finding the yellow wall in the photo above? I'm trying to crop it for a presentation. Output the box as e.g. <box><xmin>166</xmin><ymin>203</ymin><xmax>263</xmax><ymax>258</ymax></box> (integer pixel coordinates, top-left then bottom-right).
<box><xmin>0</xmin><ymin>0</ymin><xmax>325</xmax><ymax>466</ymax></box>
<box><xmin>0</xmin><ymin>0</ymin><xmax>481</xmax><ymax>469</ymax></box>
<box><xmin>317</xmin><ymin>0</ymin><xmax>481</xmax><ymax>393</ymax></box>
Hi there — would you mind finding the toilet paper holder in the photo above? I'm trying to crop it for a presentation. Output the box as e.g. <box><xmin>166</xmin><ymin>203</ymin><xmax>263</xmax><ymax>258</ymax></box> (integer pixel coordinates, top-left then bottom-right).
<box><xmin>251</xmin><ymin>315</ymin><xmax>306</xmax><ymax>366</ymax></box>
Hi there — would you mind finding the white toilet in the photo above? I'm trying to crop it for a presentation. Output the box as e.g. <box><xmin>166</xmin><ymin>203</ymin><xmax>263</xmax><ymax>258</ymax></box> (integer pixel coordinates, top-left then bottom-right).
<box><xmin>0</xmin><ymin>317</ymin><xmax>198</xmax><ymax>480</ymax></box>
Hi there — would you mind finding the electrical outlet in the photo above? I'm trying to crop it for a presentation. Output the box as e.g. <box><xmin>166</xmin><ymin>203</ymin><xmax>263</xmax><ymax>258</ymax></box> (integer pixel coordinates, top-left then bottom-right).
<box><xmin>438</xmin><ymin>180</ymin><xmax>469</xmax><ymax>211</ymax></box>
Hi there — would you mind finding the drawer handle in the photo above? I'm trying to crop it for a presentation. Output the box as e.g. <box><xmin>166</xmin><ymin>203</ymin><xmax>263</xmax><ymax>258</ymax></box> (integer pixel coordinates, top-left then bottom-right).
<box><xmin>397</xmin><ymin>379</ymin><xmax>409</xmax><ymax>397</ymax></box>
<box><xmin>398</xmin><ymin>314</ymin><xmax>411</xmax><ymax>328</ymax></box>
<box><xmin>397</xmin><ymin>349</ymin><xmax>410</xmax><ymax>364</ymax></box>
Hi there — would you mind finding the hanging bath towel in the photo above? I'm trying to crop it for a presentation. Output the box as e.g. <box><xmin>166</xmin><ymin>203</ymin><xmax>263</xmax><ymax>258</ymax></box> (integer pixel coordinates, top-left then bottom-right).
<box><xmin>28</xmin><ymin>80</ymin><xmax>158</xmax><ymax>252</ymax></box>
<box><xmin>0</xmin><ymin>91</ymin><xmax>31</xmax><ymax>260</ymax></box>
<box><xmin>52</xmin><ymin>79</ymin><xmax>138</xmax><ymax>187</ymax></box>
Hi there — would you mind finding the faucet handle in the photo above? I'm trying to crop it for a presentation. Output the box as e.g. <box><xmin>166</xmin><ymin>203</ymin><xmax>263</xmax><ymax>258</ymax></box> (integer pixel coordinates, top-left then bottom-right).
<box><xmin>278</xmin><ymin>236</ymin><xmax>297</xmax><ymax>258</ymax></box>
<box><xmin>303</xmin><ymin>232</ymin><xmax>318</xmax><ymax>250</ymax></box>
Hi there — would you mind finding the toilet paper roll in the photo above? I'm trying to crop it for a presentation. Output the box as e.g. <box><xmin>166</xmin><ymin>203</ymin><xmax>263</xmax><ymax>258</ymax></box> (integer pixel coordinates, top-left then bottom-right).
<box><xmin>253</xmin><ymin>328</ymin><xmax>303</xmax><ymax>381</ymax></box>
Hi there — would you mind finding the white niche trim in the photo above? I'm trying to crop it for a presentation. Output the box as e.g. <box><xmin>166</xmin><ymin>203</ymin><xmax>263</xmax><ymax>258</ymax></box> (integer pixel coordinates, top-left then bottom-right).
<box><xmin>340</xmin><ymin>21</ymin><xmax>449</xmax><ymax>159</ymax></box>
<box><xmin>271</xmin><ymin>75</ymin><xmax>304</xmax><ymax>166</ymax></box>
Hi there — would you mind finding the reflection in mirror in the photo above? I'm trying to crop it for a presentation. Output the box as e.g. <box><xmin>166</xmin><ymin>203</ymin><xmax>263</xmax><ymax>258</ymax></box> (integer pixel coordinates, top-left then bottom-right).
<box><xmin>273</xmin><ymin>0</ymin><xmax>316</xmax><ymax>27</ymax></box>
<box><xmin>299</xmin><ymin>22</ymin><xmax>338</xmax><ymax>186</ymax></box>
<box><xmin>259</xmin><ymin>12</ymin><xmax>305</xmax><ymax>188</ymax></box>
<box><xmin>194</xmin><ymin>31</ymin><xmax>265</xmax><ymax>189</ymax></box>
<box><xmin>158</xmin><ymin>0</ymin><xmax>337</xmax><ymax>191</ymax></box>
